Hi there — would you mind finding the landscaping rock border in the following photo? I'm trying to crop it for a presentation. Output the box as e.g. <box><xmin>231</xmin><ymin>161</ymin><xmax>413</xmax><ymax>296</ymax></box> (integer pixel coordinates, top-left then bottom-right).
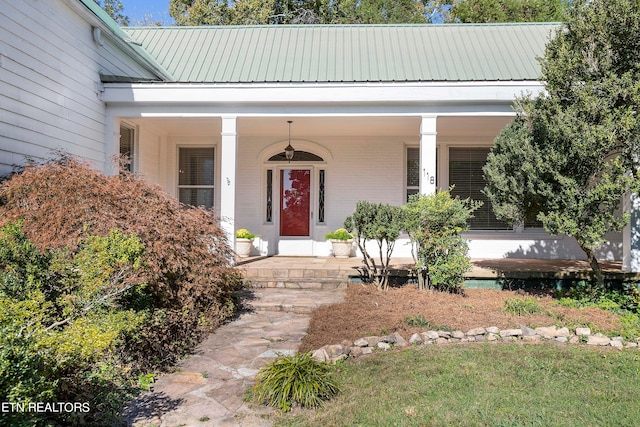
<box><xmin>311</xmin><ymin>325</ymin><xmax>638</xmax><ymax>363</ymax></box>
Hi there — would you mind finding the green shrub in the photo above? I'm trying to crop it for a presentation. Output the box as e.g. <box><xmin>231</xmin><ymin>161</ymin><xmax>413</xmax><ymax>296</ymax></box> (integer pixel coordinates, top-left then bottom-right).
<box><xmin>503</xmin><ymin>297</ymin><xmax>542</xmax><ymax>316</ymax></box>
<box><xmin>556</xmin><ymin>280</ymin><xmax>640</xmax><ymax>314</ymax></box>
<box><xmin>0</xmin><ymin>222</ymin><xmax>146</xmax><ymax>425</ymax></box>
<box><xmin>250</xmin><ymin>352</ymin><xmax>340</xmax><ymax>412</ymax></box>
<box><xmin>403</xmin><ymin>190</ymin><xmax>480</xmax><ymax>293</ymax></box>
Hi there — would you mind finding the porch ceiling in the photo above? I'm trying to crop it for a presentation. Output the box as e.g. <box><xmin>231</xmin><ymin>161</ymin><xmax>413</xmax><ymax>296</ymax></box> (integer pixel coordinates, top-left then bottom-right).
<box><xmin>131</xmin><ymin>115</ymin><xmax>513</xmax><ymax>138</ymax></box>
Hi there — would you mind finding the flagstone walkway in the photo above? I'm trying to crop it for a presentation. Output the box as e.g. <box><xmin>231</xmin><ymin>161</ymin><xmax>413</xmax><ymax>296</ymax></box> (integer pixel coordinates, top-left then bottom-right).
<box><xmin>122</xmin><ymin>288</ymin><xmax>345</xmax><ymax>427</ymax></box>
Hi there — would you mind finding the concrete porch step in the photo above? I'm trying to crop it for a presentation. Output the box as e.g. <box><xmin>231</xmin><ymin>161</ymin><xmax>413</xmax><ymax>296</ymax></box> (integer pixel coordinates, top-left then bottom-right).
<box><xmin>240</xmin><ymin>288</ymin><xmax>345</xmax><ymax>314</ymax></box>
<box><xmin>244</xmin><ymin>277</ymin><xmax>348</xmax><ymax>290</ymax></box>
<box><xmin>240</xmin><ymin>258</ymin><xmax>355</xmax><ymax>291</ymax></box>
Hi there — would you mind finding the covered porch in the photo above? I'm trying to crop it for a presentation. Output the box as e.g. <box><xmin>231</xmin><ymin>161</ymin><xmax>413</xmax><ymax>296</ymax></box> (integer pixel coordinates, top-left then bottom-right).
<box><xmin>109</xmin><ymin>108</ymin><xmax>622</xmax><ymax>260</ymax></box>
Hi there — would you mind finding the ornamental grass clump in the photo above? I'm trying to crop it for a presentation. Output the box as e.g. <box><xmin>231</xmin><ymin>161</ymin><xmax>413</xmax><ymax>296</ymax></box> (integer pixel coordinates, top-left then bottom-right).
<box><xmin>503</xmin><ymin>297</ymin><xmax>543</xmax><ymax>316</ymax></box>
<box><xmin>250</xmin><ymin>352</ymin><xmax>340</xmax><ymax>412</ymax></box>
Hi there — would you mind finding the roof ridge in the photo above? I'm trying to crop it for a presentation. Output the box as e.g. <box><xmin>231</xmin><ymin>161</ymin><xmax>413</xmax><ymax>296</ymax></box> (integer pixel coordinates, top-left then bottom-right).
<box><xmin>125</xmin><ymin>22</ymin><xmax>561</xmax><ymax>30</ymax></box>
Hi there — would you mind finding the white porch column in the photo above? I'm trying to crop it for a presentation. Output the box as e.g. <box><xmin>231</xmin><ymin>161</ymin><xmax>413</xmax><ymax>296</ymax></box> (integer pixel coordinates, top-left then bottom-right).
<box><xmin>623</xmin><ymin>193</ymin><xmax>640</xmax><ymax>272</ymax></box>
<box><xmin>420</xmin><ymin>115</ymin><xmax>437</xmax><ymax>195</ymax></box>
<box><xmin>220</xmin><ymin>116</ymin><xmax>237</xmax><ymax>248</ymax></box>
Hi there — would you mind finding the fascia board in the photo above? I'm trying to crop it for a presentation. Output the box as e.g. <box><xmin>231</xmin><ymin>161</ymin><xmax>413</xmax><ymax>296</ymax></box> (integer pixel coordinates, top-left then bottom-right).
<box><xmin>65</xmin><ymin>0</ymin><xmax>174</xmax><ymax>81</ymax></box>
<box><xmin>101</xmin><ymin>81</ymin><xmax>545</xmax><ymax>104</ymax></box>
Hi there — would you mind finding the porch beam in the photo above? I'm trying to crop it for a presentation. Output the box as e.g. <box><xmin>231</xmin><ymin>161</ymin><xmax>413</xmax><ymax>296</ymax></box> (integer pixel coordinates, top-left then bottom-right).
<box><xmin>419</xmin><ymin>115</ymin><xmax>437</xmax><ymax>195</ymax></box>
<box><xmin>220</xmin><ymin>116</ymin><xmax>237</xmax><ymax>251</ymax></box>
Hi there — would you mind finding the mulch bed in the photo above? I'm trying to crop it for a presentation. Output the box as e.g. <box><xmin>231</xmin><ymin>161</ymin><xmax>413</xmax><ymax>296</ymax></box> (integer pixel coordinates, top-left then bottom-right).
<box><xmin>299</xmin><ymin>283</ymin><xmax>621</xmax><ymax>352</ymax></box>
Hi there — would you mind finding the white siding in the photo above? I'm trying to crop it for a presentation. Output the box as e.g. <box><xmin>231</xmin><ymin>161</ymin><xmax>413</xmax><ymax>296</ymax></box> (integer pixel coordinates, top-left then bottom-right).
<box><xmin>0</xmin><ymin>0</ymin><xmax>158</xmax><ymax>177</ymax></box>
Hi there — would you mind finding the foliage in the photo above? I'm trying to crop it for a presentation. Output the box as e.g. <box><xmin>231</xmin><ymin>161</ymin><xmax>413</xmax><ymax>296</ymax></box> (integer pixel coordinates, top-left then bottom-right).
<box><xmin>236</xmin><ymin>228</ymin><xmax>256</xmax><ymax>239</ymax></box>
<box><xmin>0</xmin><ymin>221</ymin><xmax>146</xmax><ymax>425</ymax></box>
<box><xmin>0</xmin><ymin>158</ymin><xmax>243</xmax><ymax>371</ymax></box>
<box><xmin>94</xmin><ymin>0</ymin><xmax>130</xmax><ymax>26</ymax></box>
<box><xmin>344</xmin><ymin>201</ymin><xmax>404</xmax><ymax>290</ymax></box>
<box><xmin>427</xmin><ymin>0</ymin><xmax>569</xmax><ymax>23</ymax></box>
<box><xmin>554</xmin><ymin>280</ymin><xmax>640</xmax><ymax>339</ymax></box>
<box><xmin>502</xmin><ymin>297</ymin><xmax>542</xmax><ymax>316</ymax></box>
<box><xmin>403</xmin><ymin>190</ymin><xmax>480</xmax><ymax>293</ymax></box>
<box><xmin>169</xmin><ymin>0</ymin><xmax>426</xmax><ymax>25</ymax></box>
<box><xmin>483</xmin><ymin>0</ymin><xmax>640</xmax><ymax>286</ymax></box>
<box><xmin>556</xmin><ymin>281</ymin><xmax>640</xmax><ymax>314</ymax></box>
<box><xmin>250</xmin><ymin>352</ymin><xmax>340</xmax><ymax>412</ymax></box>
<box><xmin>324</xmin><ymin>228</ymin><xmax>353</xmax><ymax>241</ymax></box>
<box><xmin>275</xmin><ymin>345</ymin><xmax>640</xmax><ymax>426</ymax></box>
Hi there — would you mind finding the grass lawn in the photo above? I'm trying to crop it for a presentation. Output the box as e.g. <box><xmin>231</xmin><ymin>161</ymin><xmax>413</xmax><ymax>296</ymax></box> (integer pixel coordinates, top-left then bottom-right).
<box><xmin>275</xmin><ymin>343</ymin><xmax>640</xmax><ymax>426</ymax></box>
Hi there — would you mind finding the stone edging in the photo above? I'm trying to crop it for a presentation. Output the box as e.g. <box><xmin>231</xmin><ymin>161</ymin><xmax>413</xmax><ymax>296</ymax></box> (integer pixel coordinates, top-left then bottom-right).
<box><xmin>311</xmin><ymin>325</ymin><xmax>638</xmax><ymax>363</ymax></box>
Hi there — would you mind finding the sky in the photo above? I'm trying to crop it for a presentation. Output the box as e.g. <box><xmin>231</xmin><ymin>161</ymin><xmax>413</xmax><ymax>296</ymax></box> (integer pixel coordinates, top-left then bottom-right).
<box><xmin>123</xmin><ymin>0</ymin><xmax>173</xmax><ymax>26</ymax></box>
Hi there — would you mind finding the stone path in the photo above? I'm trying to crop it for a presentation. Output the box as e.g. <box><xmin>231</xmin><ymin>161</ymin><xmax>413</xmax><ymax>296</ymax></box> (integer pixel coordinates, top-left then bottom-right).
<box><xmin>122</xmin><ymin>288</ymin><xmax>345</xmax><ymax>427</ymax></box>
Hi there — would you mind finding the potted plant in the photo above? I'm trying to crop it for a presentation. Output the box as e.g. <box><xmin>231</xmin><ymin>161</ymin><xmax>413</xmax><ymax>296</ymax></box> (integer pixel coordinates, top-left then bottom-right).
<box><xmin>325</xmin><ymin>228</ymin><xmax>354</xmax><ymax>258</ymax></box>
<box><xmin>235</xmin><ymin>228</ymin><xmax>255</xmax><ymax>258</ymax></box>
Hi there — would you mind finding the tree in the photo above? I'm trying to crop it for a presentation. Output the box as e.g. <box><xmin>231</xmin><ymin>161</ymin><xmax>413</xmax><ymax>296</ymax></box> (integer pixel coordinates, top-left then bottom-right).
<box><xmin>344</xmin><ymin>201</ymin><xmax>404</xmax><ymax>291</ymax></box>
<box><xmin>94</xmin><ymin>0</ymin><xmax>130</xmax><ymax>26</ymax></box>
<box><xmin>427</xmin><ymin>0</ymin><xmax>569</xmax><ymax>23</ymax></box>
<box><xmin>483</xmin><ymin>0</ymin><xmax>640</xmax><ymax>285</ymax></box>
<box><xmin>169</xmin><ymin>0</ymin><xmax>427</xmax><ymax>25</ymax></box>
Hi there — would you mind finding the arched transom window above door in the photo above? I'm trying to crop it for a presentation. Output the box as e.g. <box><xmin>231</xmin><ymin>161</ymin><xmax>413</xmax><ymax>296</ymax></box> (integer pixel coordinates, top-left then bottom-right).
<box><xmin>268</xmin><ymin>151</ymin><xmax>324</xmax><ymax>162</ymax></box>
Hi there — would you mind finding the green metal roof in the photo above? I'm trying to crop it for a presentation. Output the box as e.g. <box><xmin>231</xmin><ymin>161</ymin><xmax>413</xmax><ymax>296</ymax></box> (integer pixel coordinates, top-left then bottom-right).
<box><xmin>124</xmin><ymin>23</ymin><xmax>559</xmax><ymax>83</ymax></box>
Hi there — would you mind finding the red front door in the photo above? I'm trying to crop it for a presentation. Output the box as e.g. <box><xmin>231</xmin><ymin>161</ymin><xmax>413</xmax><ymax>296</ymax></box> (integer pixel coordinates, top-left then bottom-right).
<box><xmin>280</xmin><ymin>169</ymin><xmax>311</xmax><ymax>236</ymax></box>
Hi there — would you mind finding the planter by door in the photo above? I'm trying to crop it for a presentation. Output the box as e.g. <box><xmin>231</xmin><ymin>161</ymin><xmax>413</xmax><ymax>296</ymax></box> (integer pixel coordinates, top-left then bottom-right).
<box><xmin>236</xmin><ymin>238</ymin><xmax>254</xmax><ymax>258</ymax></box>
<box><xmin>331</xmin><ymin>239</ymin><xmax>353</xmax><ymax>258</ymax></box>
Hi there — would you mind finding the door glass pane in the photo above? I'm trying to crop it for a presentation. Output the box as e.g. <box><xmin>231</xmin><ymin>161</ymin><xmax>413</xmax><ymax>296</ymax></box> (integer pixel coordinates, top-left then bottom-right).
<box><xmin>280</xmin><ymin>169</ymin><xmax>310</xmax><ymax>236</ymax></box>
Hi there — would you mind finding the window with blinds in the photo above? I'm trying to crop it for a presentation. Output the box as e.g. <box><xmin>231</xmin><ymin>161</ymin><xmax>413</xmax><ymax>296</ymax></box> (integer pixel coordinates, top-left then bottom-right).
<box><xmin>119</xmin><ymin>124</ymin><xmax>135</xmax><ymax>172</ymax></box>
<box><xmin>178</xmin><ymin>147</ymin><xmax>215</xmax><ymax>210</ymax></box>
<box><xmin>449</xmin><ymin>147</ymin><xmax>510</xmax><ymax>230</ymax></box>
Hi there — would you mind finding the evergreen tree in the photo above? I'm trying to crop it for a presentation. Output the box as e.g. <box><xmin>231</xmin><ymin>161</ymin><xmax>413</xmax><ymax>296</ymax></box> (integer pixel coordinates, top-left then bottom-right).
<box><xmin>483</xmin><ymin>0</ymin><xmax>640</xmax><ymax>284</ymax></box>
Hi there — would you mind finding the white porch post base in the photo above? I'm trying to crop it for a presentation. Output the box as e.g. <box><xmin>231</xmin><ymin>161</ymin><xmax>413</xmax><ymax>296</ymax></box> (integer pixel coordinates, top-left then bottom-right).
<box><xmin>220</xmin><ymin>116</ymin><xmax>237</xmax><ymax>250</ymax></box>
<box><xmin>623</xmin><ymin>193</ymin><xmax>640</xmax><ymax>272</ymax></box>
<box><xmin>420</xmin><ymin>115</ymin><xmax>437</xmax><ymax>195</ymax></box>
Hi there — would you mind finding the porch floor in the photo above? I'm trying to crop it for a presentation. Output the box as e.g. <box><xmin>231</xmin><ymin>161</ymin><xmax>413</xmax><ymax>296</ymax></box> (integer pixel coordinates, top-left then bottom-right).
<box><xmin>238</xmin><ymin>256</ymin><xmax>639</xmax><ymax>289</ymax></box>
